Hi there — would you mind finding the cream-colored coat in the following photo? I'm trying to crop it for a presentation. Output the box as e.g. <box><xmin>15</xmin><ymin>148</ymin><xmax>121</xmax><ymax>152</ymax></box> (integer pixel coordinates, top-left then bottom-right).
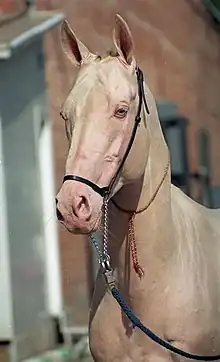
<box><xmin>56</xmin><ymin>15</ymin><xmax>220</xmax><ymax>362</ymax></box>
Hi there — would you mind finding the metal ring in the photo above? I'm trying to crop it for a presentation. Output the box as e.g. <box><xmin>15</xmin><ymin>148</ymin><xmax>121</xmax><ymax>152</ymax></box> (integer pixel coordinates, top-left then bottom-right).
<box><xmin>101</xmin><ymin>259</ymin><xmax>111</xmax><ymax>271</ymax></box>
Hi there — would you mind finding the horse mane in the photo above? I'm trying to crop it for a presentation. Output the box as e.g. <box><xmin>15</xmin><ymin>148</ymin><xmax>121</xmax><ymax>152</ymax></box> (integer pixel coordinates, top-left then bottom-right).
<box><xmin>106</xmin><ymin>50</ymin><xmax>119</xmax><ymax>57</ymax></box>
<box><xmin>96</xmin><ymin>50</ymin><xmax>119</xmax><ymax>61</ymax></box>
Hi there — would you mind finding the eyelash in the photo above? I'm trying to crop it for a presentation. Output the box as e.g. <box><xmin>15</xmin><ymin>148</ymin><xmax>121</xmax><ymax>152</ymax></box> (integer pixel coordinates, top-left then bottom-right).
<box><xmin>114</xmin><ymin>107</ymin><xmax>129</xmax><ymax>119</ymax></box>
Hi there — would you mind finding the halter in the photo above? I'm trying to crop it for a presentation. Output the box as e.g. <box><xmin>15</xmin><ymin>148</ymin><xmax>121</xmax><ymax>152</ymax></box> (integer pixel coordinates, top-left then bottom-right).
<box><xmin>62</xmin><ymin>67</ymin><xmax>149</xmax><ymax>198</ymax></box>
<box><xmin>61</xmin><ymin>67</ymin><xmax>220</xmax><ymax>360</ymax></box>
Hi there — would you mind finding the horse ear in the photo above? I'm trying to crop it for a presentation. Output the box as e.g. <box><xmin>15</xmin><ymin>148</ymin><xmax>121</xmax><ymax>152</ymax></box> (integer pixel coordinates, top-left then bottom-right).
<box><xmin>113</xmin><ymin>14</ymin><xmax>135</xmax><ymax>66</ymax></box>
<box><xmin>60</xmin><ymin>20</ymin><xmax>94</xmax><ymax>67</ymax></box>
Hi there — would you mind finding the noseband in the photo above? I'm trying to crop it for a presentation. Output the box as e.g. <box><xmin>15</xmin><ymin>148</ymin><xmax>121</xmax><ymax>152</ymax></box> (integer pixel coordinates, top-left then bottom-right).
<box><xmin>62</xmin><ymin>67</ymin><xmax>149</xmax><ymax>198</ymax></box>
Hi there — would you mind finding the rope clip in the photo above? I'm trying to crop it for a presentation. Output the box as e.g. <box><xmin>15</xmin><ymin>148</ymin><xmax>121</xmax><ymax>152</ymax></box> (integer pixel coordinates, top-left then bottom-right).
<box><xmin>104</xmin><ymin>268</ymin><xmax>116</xmax><ymax>289</ymax></box>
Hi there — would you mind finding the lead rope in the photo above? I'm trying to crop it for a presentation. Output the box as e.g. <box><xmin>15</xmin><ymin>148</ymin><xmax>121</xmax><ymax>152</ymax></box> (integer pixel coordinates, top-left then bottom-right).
<box><xmin>89</xmin><ymin>157</ymin><xmax>220</xmax><ymax>360</ymax></box>
<box><xmin>112</xmin><ymin>155</ymin><xmax>170</xmax><ymax>278</ymax></box>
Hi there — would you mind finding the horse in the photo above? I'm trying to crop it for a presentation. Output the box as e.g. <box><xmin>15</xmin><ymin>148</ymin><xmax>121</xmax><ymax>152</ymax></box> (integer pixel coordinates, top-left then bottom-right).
<box><xmin>56</xmin><ymin>14</ymin><xmax>220</xmax><ymax>362</ymax></box>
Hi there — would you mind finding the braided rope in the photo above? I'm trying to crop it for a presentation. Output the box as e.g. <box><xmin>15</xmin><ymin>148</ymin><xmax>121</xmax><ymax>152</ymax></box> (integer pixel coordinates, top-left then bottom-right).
<box><xmin>110</xmin><ymin>286</ymin><xmax>220</xmax><ymax>360</ymax></box>
<box><xmin>112</xmin><ymin>155</ymin><xmax>170</xmax><ymax>277</ymax></box>
<box><xmin>128</xmin><ymin>214</ymin><xmax>144</xmax><ymax>278</ymax></box>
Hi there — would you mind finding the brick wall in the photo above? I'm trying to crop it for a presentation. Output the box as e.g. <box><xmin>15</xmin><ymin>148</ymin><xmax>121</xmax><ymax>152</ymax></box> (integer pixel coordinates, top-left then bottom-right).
<box><xmin>40</xmin><ymin>0</ymin><xmax>220</xmax><ymax>324</ymax></box>
<box><xmin>0</xmin><ymin>0</ymin><xmax>26</xmax><ymax>14</ymax></box>
<box><xmin>0</xmin><ymin>347</ymin><xmax>9</xmax><ymax>362</ymax></box>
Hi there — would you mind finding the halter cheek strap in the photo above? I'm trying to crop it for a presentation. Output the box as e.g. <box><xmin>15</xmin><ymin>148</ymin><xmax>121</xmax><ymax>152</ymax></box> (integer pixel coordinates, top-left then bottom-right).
<box><xmin>62</xmin><ymin>67</ymin><xmax>149</xmax><ymax>198</ymax></box>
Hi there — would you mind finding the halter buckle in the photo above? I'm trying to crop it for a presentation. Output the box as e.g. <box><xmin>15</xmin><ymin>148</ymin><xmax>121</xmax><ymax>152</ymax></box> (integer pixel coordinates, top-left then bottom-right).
<box><xmin>135</xmin><ymin>115</ymin><xmax>141</xmax><ymax>124</ymax></box>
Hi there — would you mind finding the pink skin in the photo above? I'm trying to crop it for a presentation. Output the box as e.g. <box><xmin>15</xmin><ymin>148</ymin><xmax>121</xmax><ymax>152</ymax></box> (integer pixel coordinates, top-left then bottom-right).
<box><xmin>56</xmin><ymin>16</ymin><xmax>148</xmax><ymax>234</ymax></box>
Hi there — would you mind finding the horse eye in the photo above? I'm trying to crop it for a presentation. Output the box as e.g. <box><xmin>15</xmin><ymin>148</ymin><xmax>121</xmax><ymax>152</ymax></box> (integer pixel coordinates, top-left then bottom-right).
<box><xmin>115</xmin><ymin>108</ymin><xmax>128</xmax><ymax>119</ymax></box>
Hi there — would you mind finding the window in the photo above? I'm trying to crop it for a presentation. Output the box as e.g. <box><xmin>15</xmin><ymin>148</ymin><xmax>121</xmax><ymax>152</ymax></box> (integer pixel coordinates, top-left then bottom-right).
<box><xmin>198</xmin><ymin>129</ymin><xmax>210</xmax><ymax>174</ymax></box>
<box><xmin>197</xmin><ymin>129</ymin><xmax>212</xmax><ymax>206</ymax></box>
<box><xmin>204</xmin><ymin>0</ymin><xmax>220</xmax><ymax>24</ymax></box>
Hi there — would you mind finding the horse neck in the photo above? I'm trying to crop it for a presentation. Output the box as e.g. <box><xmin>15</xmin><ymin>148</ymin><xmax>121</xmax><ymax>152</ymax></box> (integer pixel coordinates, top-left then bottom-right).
<box><xmin>108</xmin><ymin>91</ymin><xmax>174</xmax><ymax>275</ymax></box>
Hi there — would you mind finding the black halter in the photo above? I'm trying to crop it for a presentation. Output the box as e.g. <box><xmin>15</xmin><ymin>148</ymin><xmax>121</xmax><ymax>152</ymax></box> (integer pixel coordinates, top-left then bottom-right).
<box><xmin>62</xmin><ymin>67</ymin><xmax>149</xmax><ymax>197</ymax></box>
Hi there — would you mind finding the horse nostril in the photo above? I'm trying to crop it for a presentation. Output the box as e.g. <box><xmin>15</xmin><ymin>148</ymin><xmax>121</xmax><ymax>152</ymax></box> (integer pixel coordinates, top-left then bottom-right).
<box><xmin>56</xmin><ymin>207</ymin><xmax>64</xmax><ymax>222</ymax></box>
<box><xmin>72</xmin><ymin>195</ymin><xmax>91</xmax><ymax>221</ymax></box>
<box><xmin>55</xmin><ymin>197</ymin><xmax>58</xmax><ymax>205</ymax></box>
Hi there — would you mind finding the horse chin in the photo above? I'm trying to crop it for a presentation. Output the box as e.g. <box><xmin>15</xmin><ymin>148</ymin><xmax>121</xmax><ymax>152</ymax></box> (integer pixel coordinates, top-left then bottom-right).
<box><xmin>59</xmin><ymin>211</ymin><xmax>102</xmax><ymax>235</ymax></box>
<box><xmin>89</xmin><ymin>212</ymin><xmax>102</xmax><ymax>234</ymax></box>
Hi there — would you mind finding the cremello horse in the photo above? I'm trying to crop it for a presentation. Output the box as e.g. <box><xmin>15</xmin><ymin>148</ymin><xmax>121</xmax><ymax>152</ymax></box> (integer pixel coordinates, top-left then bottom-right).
<box><xmin>56</xmin><ymin>14</ymin><xmax>220</xmax><ymax>362</ymax></box>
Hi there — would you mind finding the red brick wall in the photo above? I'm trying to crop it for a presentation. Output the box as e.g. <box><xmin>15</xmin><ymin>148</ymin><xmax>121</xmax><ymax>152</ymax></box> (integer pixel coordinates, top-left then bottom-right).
<box><xmin>0</xmin><ymin>0</ymin><xmax>26</xmax><ymax>14</ymax></box>
<box><xmin>40</xmin><ymin>0</ymin><xmax>220</xmax><ymax>324</ymax></box>
<box><xmin>0</xmin><ymin>347</ymin><xmax>9</xmax><ymax>362</ymax></box>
